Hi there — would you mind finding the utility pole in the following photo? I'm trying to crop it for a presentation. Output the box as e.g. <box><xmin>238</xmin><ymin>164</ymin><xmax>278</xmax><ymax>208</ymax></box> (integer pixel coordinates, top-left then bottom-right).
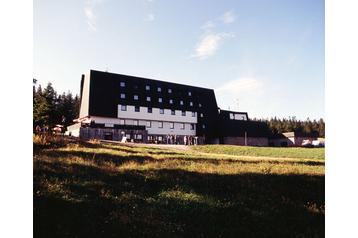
<box><xmin>244</xmin><ymin>131</ymin><xmax>247</xmax><ymax>146</ymax></box>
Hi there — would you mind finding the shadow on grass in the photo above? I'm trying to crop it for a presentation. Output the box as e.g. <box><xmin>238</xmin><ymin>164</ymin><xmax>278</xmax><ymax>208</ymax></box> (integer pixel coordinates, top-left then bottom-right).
<box><xmin>40</xmin><ymin>150</ymin><xmax>156</xmax><ymax>166</ymax></box>
<box><xmin>34</xmin><ymin>155</ymin><xmax>325</xmax><ymax>238</ymax></box>
<box><xmin>162</xmin><ymin>156</ymin><xmax>325</xmax><ymax>167</ymax></box>
<box><xmin>147</xmin><ymin>151</ymin><xmax>188</xmax><ymax>156</ymax></box>
<box><xmin>38</xmin><ymin>147</ymin><xmax>324</xmax><ymax>170</ymax></box>
<box><xmin>78</xmin><ymin>141</ymin><xmax>188</xmax><ymax>156</ymax></box>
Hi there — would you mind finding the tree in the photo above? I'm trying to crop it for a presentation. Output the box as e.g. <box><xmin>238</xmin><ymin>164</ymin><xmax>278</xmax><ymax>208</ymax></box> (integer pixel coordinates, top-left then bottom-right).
<box><xmin>33</xmin><ymin>81</ymin><xmax>80</xmax><ymax>129</ymax></box>
<box><xmin>318</xmin><ymin>118</ymin><xmax>325</xmax><ymax>137</ymax></box>
<box><xmin>33</xmin><ymin>85</ymin><xmax>50</xmax><ymax>127</ymax></box>
<box><xmin>261</xmin><ymin>116</ymin><xmax>324</xmax><ymax>138</ymax></box>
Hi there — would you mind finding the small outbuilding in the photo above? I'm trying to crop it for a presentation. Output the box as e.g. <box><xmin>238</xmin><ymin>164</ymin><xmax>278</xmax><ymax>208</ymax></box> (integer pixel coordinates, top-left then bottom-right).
<box><xmin>269</xmin><ymin>131</ymin><xmax>319</xmax><ymax>147</ymax></box>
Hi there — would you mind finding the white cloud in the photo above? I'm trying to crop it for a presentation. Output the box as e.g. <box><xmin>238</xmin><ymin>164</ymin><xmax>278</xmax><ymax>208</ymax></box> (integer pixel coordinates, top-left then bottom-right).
<box><xmin>191</xmin><ymin>32</ymin><xmax>234</xmax><ymax>60</ymax></box>
<box><xmin>201</xmin><ymin>21</ymin><xmax>215</xmax><ymax>30</ymax></box>
<box><xmin>145</xmin><ymin>13</ymin><xmax>155</xmax><ymax>21</ymax></box>
<box><xmin>216</xmin><ymin>78</ymin><xmax>263</xmax><ymax>95</ymax></box>
<box><xmin>221</xmin><ymin>10</ymin><xmax>236</xmax><ymax>24</ymax></box>
<box><xmin>84</xmin><ymin>0</ymin><xmax>103</xmax><ymax>31</ymax></box>
<box><xmin>190</xmin><ymin>10</ymin><xmax>237</xmax><ymax>60</ymax></box>
<box><xmin>84</xmin><ymin>7</ymin><xmax>96</xmax><ymax>31</ymax></box>
<box><xmin>215</xmin><ymin>78</ymin><xmax>264</xmax><ymax>112</ymax></box>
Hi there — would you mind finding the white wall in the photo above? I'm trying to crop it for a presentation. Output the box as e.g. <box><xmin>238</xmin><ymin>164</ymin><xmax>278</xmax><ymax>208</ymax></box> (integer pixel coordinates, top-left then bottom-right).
<box><xmin>230</xmin><ymin>112</ymin><xmax>247</xmax><ymax>120</ymax></box>
<box><xmin>79</xmin><ymin>73</ymin><xmax>90</xmax><ymax>118</ymax></box>
<box><xmin>288</xmin><ymin>137</ymin><xmax>295</xmax><ymax>144</ymax></box>
<box><xmin>117</xmin><ymin>105</ymin><xmax>197</xmax><ymax>123</ymax></box>
<box><xmin>66</xmin><ymin>123</ymin><xmax>81</xmax><ymax>137</ymax></box>
<box><xmin>65</xmin><ymin>127</ymin><xmax>80</xmax><ymax>137</ymax></box>
<box><xmin>234</xmin><ymin>113</ymin><xmax>247</xmax><ymax>120</ymax></box>
<box><xmin>91</xmin><ymin>115</ymin><xmax>196</xmax><ymax>136</ymax></box>
<box><xmin>147</xmin><ymin>121</ymin><xmax>195</xmax><ymax>135</ymax></box>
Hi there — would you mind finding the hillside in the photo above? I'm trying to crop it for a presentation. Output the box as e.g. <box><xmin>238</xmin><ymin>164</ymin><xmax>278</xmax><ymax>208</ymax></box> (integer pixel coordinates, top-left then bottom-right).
<box><xmin>33</xmin><ymin>138</ymin><xmax>324</xmax><ymax>237</ymax></box>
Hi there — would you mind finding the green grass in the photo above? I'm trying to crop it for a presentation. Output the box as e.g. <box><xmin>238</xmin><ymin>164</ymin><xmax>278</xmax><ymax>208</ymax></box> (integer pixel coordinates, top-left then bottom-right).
<box><xmin>191</xmin><ymin>144</ymin><xmax>325</xmax><ymax>160</ymax></box>
<box><xmin>34</xmin><ymin>139</ymin><xmax>324</xmax><ymax>238</ymax></box>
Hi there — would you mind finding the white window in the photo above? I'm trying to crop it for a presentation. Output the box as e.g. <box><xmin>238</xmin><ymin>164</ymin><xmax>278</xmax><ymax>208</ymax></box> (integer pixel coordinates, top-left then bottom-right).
<box><xmin>168</xmin><ymin>88</ymin><xmax>172</xmax><ymax>93</ymax></box>
<box><xmin>192</xmin><ymin>112</ymin><xmax>196</xmax><ymax>117</ymax></box>
<box><xmin>158</xmin><ymin>97</ymin><xmax>163</xmax><ymax>103</ymax></box>
<box><xmin>120</xmin><ymin>82</ymin><xmax>125</xmax><ymax>87</ymax></box>
<box><xmin>202</xmin><ymin>124</ymin><xmax>206</xmax><ymax>129</ymax></box>
<box><xmin>133</xmin><ymin>120</ymin><xmax>139</xmax><ymax>126</ymax></box>
<box><xmin>180</xmin><ymin>100</ymin><xmax>184</xmax><ymax>105</ymax></box>
<box><xmin>125</xmin><ymin>120</ymin><xmax>133</xmax><ymax>126</ymax></box>
<box><xmin>158</xmin><ymin>121</ymin><xmax>163</xmax><ymax>128</ymax></box>
<box><xmin>121</xmin><ymin>105</ymin><xmax>127</xmax><ymax>111</ymax></box>
<box><xmin>234</xmin><ymin>113</ymin><xmax>247</xmax><ymax>120</ymax></box>
<box><xmin>158</xmin><ymin>136</ymin><xmax>163</xmax><ymax>141</ymax></box>
<box><xmin>135</xmin><ymin>134</ymin><xmax>142</xmax><ymax>140</ymax></box>
<box><xmin>190</xmin><ymin>124</ymin><xmax>195</xmax><ymax>130</ymax></box>
<box><xmin>146</xmin><ymin>85</ymin><xmax>150</xmax><ymax>91</ymax></box>
<box><xmin>190</xmin><ymin>102</ymin><xmax>193</xmax><ymax>106</ymax></box>
<box><xmin>120</xmin><ymin>119</ymin><xmax>125</xmax><ymax>125</ymax></box>
<box><xmin>181</xmin><ymin>123</ymin><xmax>185</xmax><ymax>130</ymax></box>
<box><xmin>182</xmin><ymin>111</ymin><xmax>186</xmax><ymax>116</ymax></box>
<box><xmin>157</xmin><ymin>87</ymin><xmax>161</xmax><ymax>92</ymax></box>
<box><xmin>170</xmin><ymin>122</ymin><xmax>174</xmax><ymax>129</ymax></box>
<box><xmin>169</xmin><ymin>99</ymin><xmax>173</xmax><ymax>104</ymax></box>
<box><xmin>199</xmin><ymin>103</ymin><xmax>202</xmax><ymax>107</ymax></box>
<box><xmin>230</xmin><ymin>113</ymin><xmax>234</xmax><ymax>119</ymax></box>
<box><xmin>200</xmin><ymin>113</ymin><xmax>204</xmax><ymax>118</ymax></box>
<box><xmin>188</xmin><ymin>91</ymin><xmax>192</xmax><ymax>96</ymax></box>
<box><xmin>120</xmin><ymin>93</ymin><xmax>125</xmax><ymax>99</ymax></box>
<box><xmin>105</xmin><ymin>123</ymin><xmax>114</xmax><ymax>128</ymax></box>
<box><xmin>146</xmin><ymin>121</ymin><xmax>151</xmax><ymax>128</ymax></box>
<box><xmin>146</xmin><ymin>96</ymin><xmax>151</xmax><ymax>102</ymax></box>
<box><xmin>160</xmin><ymin>108</ymin><xmax>164</xmax><ymax>114</ymax></box>
<box><xmin>134</xmin><ymin>95</ymin><xmax>139</xmax><ymax>100</ymax></box>
<box><xmin>171</xmin><ymin>110</ymin><xmax>175</xmax><ymax>115</ymax></box>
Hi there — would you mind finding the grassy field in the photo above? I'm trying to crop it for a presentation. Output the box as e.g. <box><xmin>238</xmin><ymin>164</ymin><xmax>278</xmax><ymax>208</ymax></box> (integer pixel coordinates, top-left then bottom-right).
<box><xmin>33</xmin><ymin>137</ymin><xmax>324</xmax><ymax>238</ymax></box>
<box><xmin>191</xmin><ymin>144</ymin><xmax>325</xmax><ymax>160</ymax></box>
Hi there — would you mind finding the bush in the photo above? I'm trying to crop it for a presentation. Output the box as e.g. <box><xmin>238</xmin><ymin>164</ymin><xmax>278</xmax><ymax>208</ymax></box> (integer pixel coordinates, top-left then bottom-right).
<box><xmin>33</xmin><ymin>134</ymin><xmax>68</xmax><ymax>149</ymax></box>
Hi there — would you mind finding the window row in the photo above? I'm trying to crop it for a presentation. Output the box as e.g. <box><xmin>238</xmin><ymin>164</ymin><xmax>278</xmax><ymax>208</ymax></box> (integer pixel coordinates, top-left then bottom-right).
<box><xmin>120</xmin><ymin>105</ymin><xmax>202</xmax><ymax>117</ymax></box>
<box><xmin>120</xmin><ymin>82</ymin><xmax>193</xmax><ymax>96</ymax></box>
<box><xmin>229</xmin><ymin>113</ymin><xmax>247</xmax><ymax>121</ymax></box>
<box><xmin>120</xmin><ymin>93</ymin><xmax>201</xmax><ymax>107</ymax></box>
<box><xmin>120</xmin><ymin>134</ymin><xmax>202</xmax><ymax>141</ymax></box>
<box><xmin>117</xmin><ymin>119</ymin><xmax>196</xmax><ymax>130</ymax></box>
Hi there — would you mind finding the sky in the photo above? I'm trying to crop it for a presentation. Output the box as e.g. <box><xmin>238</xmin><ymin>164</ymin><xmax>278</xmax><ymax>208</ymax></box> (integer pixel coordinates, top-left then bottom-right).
<box><xmin>34</xmin><ymin>0</ymin><xmax>324</xmax><ymax>120</ymax></box>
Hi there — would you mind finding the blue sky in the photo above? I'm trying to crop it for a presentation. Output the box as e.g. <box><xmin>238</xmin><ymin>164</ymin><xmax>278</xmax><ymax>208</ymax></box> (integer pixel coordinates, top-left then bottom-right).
<box><xmin>34</xmin><ymin>0</ymin><xmax>324</xmax><ymax>120</ymax></box>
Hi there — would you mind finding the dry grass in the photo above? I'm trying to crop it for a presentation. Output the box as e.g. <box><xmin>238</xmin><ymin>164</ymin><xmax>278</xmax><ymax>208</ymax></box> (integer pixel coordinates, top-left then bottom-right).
<box><xmin>34</xmin><ymin>140</ymin><xmax>324</xmax><ymax>237</ymax></box>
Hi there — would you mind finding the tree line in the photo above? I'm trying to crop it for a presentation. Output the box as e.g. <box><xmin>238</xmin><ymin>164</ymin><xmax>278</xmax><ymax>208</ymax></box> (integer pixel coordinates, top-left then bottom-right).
<box><xmin>33</xmin><ymin>80</ymin><xmax>324</xmax><ymax>137</ymax></box>
<box><xmin>253</xmin><ymin>117</ymin><xmax>325</xmax><ymax>138</ymax></box>
<box><xmin>33</xmin><ymin>79</ymin><xmax>80</xmax><ymax>129</ymax></box>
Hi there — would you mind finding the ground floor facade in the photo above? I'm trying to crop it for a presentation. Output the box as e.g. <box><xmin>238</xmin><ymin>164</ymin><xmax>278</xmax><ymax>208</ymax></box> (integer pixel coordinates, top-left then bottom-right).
<box><xmin>66</xmin><ymin>114</ymin><xmax>271</xmax><ymax>146</ymax></box>
<box><xmin>69</xmin><ymin>126</ymin><xmax>204</xmax><ymax>145</ymax></box>
<box><xmin>68</xmin><ymin>125</ymin><xmax>268</xmax><ymax>146</ymax></box>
